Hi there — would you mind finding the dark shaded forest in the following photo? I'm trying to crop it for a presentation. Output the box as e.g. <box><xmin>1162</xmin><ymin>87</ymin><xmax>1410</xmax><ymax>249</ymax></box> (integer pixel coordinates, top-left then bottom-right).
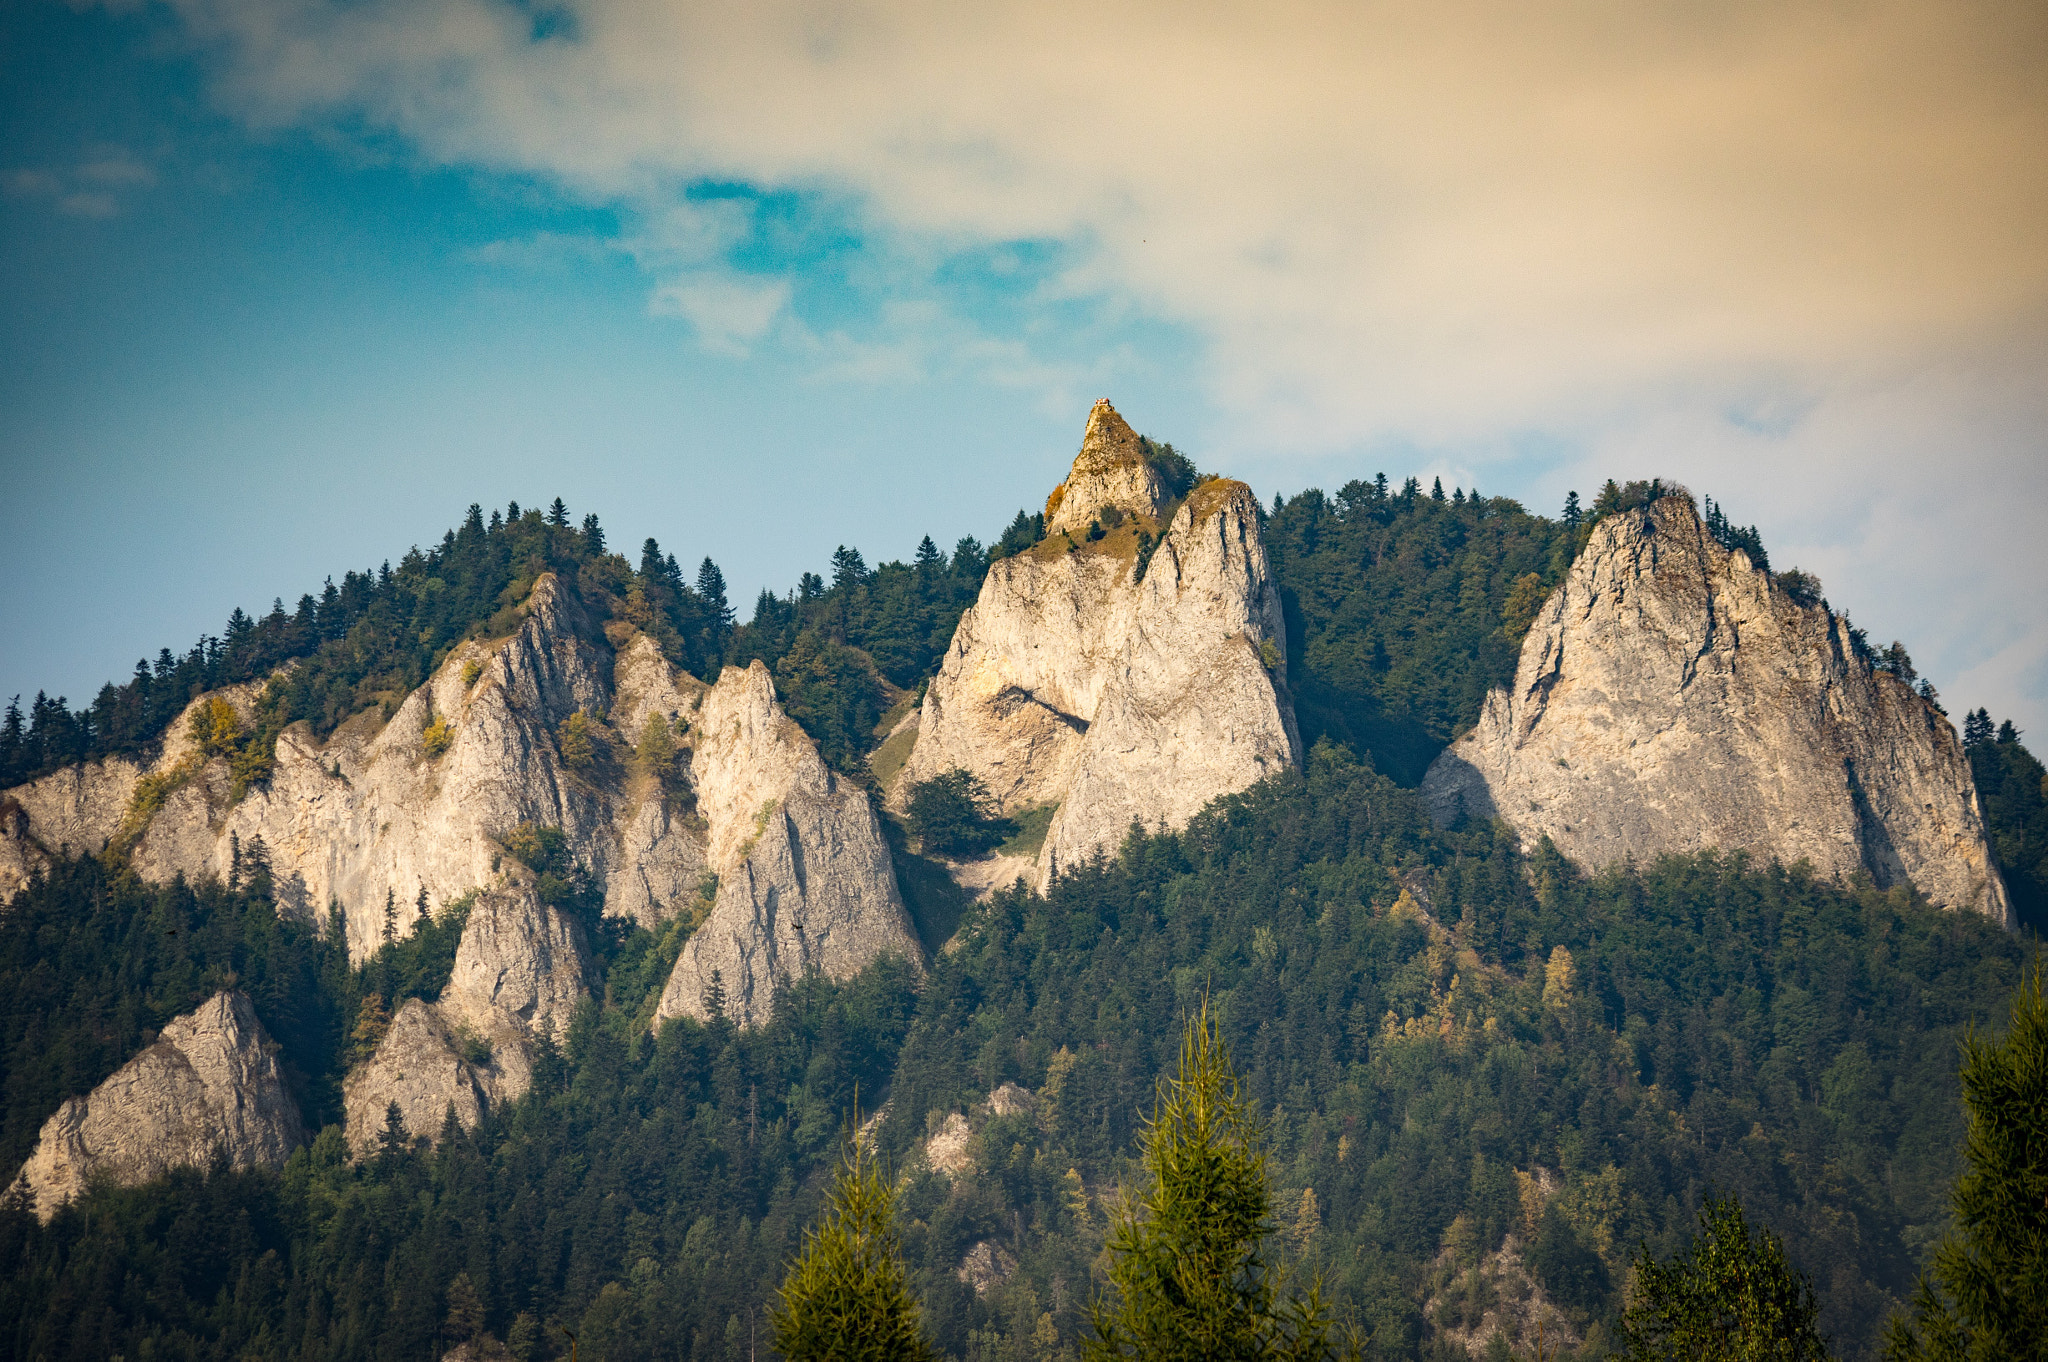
<box><xmin>1</xmin><ymin>473</ymin><xmax>2042</xmax><ymax>1361</ymax></box>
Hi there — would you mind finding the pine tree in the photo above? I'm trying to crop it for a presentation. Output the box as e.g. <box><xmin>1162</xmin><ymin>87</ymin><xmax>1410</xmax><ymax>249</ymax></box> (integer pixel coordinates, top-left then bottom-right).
<box><xmin>581</xmin><ymin>513</ymin><xmax>606</xmax><ymax>554</ymax></box>
<box><xmin>1086</xmin><ymin>1000</ymin><xmax>1339</xmax><ymax>1362</ymax></box>
<box><xmin>1617</xmin><ymin>1194</ymin><xmax>1829</xmax><ymax>1361</ymax></box>
<box><xmin>697</xmin><ymin>558</ymin><xmax>734</xmax><ymax>629</ymax></box>
<box><xmin>547</xmin><ymin>497</ymin><xmax>569</xmax><ymax>526</ymax></box>
<box><xmin>445</xmin><ymin>1271</ymin><xmax>485</xmax><ymax>1342</ymax></box>
<box><xmin>1964</xmin><ymin>709</ymin><xmax>1995</xmax><ymax>749</ymax></box>
<box><xmin>831</xmin><ymin>546</ymin><xmax>868</xmax><ymax>593</ymax></box>
<box><xmin>771</xmin><ymin>1122</ymin><xmax>938</xmax><ymax>1362</ymax></box>
<box><xmin>1431</xmin><ymin>477</ymin><xmax>1446</xmax><ymax>502</ymax></box>
<box><xmin>1563</xmin><ymin>491</ymin><xmax>1583</xmax><ymax>531</ymax></box>
<box><xmin>1884</xmin><ymin>966</ymin><xmax>2048</xmax><ymax>1361</ymax></box>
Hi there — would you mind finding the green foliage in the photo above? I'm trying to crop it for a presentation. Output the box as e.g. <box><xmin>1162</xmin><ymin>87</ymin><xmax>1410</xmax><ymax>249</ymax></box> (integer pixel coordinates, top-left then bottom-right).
<box><xmin>1618</xmin><ymin>1193</ymin><xmax>1831</xmax><ymax>1361</ymax></box>
<box><xmin>1138</xmin><ymin>437</ymin><xmax>1201</xmax><ymax>500</ymax></box>
<box><xmin>905</xmin><ymin>769</ymin><xmax>1014</xmax><ymax>859</ymax></box>
<box><xmin>773</xmin><ymin>1131</ymin><xmax>940</xmax><ymax>1362</ymax></box>
<box><xmin>772</xmin><ymin>633</ymin><xmax>890</xmax><ymax>775</ymax></box>
<box><xmin>0</xmin><ymin>855</ymin><xmax>352</xmax><ymax>1166</ymax></box>
<box><xmin>1265</xmin><ymin>482</ymin><xmax>1575</xmax><ymax>784</ymax></box>
<box><xmin>422</xmin><ymin>711</ymin><xmax>454</xmax><ymax>759</ymax></box>
<box><xmin>557</xmin><ymin>709</ymin><xmax>606</xmax><ymax>771</ymax></box>
<box><xmin>0</xmin><ymin>502</ymin><xmax>618</xmax><ymax>788</ymax></box>
<box><xmin>1086</xmin><ymin>1000</ymin><xmax>1340</xmax><ymax>1362</ymax></box>
<box><xmin>1964</xmin><ymin>715</ymin><xmax>2048</xmax><ymax>934</ymax></box>
<box><xmin>1776</xmin><ymin>568</ymin><xmax>1825</xmax><ymax>609</ymax></box>
<box><xmin>1884</xmin><ymin>966</ymin><xmax>2048</xmax><ymax>1362</ymax></box>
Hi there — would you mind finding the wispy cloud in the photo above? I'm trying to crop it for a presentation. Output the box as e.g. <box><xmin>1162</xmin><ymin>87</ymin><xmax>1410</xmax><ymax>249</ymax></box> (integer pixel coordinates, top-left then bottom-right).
<box><xmin>106</xmin><ymin>0</ymin><xmax>2048</xmax><ymax>728</ymax></box>
<box><xmin>6</xmin><ymin>147</ymin><xmax>157</xmax><ymax>217</ymax></box>
<box><xmin>649</xmin><ymin>272</ymin><xmax>790</xmax><ymax>355</ymax></box>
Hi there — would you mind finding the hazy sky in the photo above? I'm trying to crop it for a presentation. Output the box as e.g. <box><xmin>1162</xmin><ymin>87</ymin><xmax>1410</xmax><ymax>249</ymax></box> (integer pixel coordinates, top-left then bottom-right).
<box><xmin>4</xmin><ymin>0</ymin><xmax>2046</xmax><ymax>739</ymax></box>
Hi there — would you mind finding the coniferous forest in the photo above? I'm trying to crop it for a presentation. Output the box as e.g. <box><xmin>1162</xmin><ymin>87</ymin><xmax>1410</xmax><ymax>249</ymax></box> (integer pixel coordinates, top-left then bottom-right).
<box><xmin>1</xmin><ymin>475</ymin><xmax>2042</xmax><ymax>1361</ymax></box>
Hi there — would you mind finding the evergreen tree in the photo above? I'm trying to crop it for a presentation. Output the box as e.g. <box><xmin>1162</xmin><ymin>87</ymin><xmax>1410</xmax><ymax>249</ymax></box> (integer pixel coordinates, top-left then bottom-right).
<box><xmin>698</xmin><ymin>557</ymin><xmax>735</xmax><ymax>629</ymax></box>
<box><xmin>548</xmin><ymin>497</ymin><xmax>569</xmax><ymax>527</ymax></box>
<box><xmin>1563</xmin><ymin>491</ymin><xmax>1582</xmax><ymax>531</ymax></box>
<box><xmin>771</xmin><ymin>1124</ymin><xmax>938</xmax><ymax>1362</ymax></box>
<box><xmin>1964</xmin><ymin>709</ymin><xmax>1995</xmax><ymax>749</ymax></box>
<box><xmin>1431</xmin><ymin>477</ymin><xmax>1446</xmax><ymax>502</ymax></box>
<box><xmin>1085</xmin><ymin>1000</ymin><xmax>1339</xmax><ymax>1362</ymax></box>
<box><xmin>445</xmin><ymin>1271</ymin><xmax>485</xmax><ymax>1343</ymax></box>
<box><xmin>581</xmin><ymin>513</ymin><xmax>605</xmax><ymax>554</ymax></box>
<box><xmin>1884</xmin><ymin>967</ymin><xmax>2048</xmax><ymax>1362</ymax></box>
<box><xmin>831</xmin><ymin>546</ymin><xmax>869</xmax><ymax>593</ymax></box>
<box><xmin>1618</xmin><ymin>1194</ymin><xmax>1830</xmax><ymax>1361</ymax></box>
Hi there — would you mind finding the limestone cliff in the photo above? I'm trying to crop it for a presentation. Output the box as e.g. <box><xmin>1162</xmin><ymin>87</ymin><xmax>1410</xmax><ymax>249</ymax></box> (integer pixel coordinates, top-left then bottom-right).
<box><xmin>899</xmin><ymin>400</ymin><xmax>1300</xmax><ymax>882</ymax></box>
<box><xmin>9</xmin><ymin>991</ymin><xmax>304</xmax><ymax>1220</ymax></box>
<box><xmin>1</xmin><ymin>578</ymin><xmax>706</xmax><ymax>954</ymax></box>
<box><xmin>1421</xmin><ymin>495</ymin><xmax>2011</xmax><ymax>925</ymax></box>
<box><xmin>656</xmin><ymin>661</ymin><xmax>921</xmax><ymax>1028</ymax></box>
<box><xmin>343</xmin><ymin>886</ymin><xmax>591</xmax><ymax>1153</ymax></box>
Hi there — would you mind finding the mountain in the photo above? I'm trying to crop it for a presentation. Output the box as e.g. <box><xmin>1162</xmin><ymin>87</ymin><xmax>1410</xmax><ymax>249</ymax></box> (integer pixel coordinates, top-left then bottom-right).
<box><xmin>1422</xmin><ymin>493</ymin><xmax>2011</xmax><ymax>925</ymax></box>
<box><xmin>0</xmin><ymin>413</ymin><xmax>2039</xmax><ymax>1362</ymax></box>
<box><xmin>897</xmin><ymin>400</ymin><xmax>1299</xmax><ymax>884</ymax></box>
<box><xmin>9</xmin><ymin>990</ymin><xmax>303</xmax><ymax>1221</ymax></box>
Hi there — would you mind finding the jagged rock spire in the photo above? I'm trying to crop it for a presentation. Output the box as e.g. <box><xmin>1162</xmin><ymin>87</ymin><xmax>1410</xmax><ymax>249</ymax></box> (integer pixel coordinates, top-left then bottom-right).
<box><xmin>1044</xmin><ymin>400</ymin><xmax>1168</xmax><ymax>536</ymax></box>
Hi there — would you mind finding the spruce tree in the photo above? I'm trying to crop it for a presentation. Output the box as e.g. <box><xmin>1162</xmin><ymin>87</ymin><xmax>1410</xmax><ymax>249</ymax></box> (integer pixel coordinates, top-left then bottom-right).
<box><xmin>1884</xmin><ymin>966</ymin><xmax>2048</xmax><ymax>1361</ymax></box>
<box><xmin>1617</xmin><ymin>1193</ymin><xmax>1829</xmax><ymax>1361</ymax></box>
<box><xmin>1086</xmin><ymin>1000</ymin><xmax>1339</xmax><ymax>1362</ymax></box>
<box><xmin>770</xmin><ymin>1124</ymin><xmax>937</xmax><ymax>1362</ymax></box>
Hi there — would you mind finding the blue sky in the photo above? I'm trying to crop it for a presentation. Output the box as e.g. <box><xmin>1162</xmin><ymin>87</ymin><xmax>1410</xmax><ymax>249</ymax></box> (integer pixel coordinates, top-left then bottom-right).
<box><xmin>4</xmin><ymin>0</ymin><xmax>2046</xmax><ymax>739</ymax></box>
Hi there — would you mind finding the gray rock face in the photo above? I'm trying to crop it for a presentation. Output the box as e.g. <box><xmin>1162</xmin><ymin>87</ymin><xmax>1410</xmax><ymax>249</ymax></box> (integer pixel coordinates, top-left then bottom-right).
<box><xmin>10</xmin><ymin>991</ymin><xmax>304</xmax><ymax>1220</ymax></box>
<box><xmin>900</xmin><ymin>403</ymin><xmax>1300</xmax><ymax>882</ymax></box>
<box><xmin>1421</xmin><ymin>496</ymin><xmax>2011</xmax><ymax>925</ymax></box>
<box><xmin>342</xmin><ymin>888</ymin><xmax>590</xmax><ymax>1153</ymax></box>
<box><xmin>656</xmin><ymin>662</ymin><xmax>921</xmax><ymax>1029</ymax></box>
<box><xmin>1</xmin><ymin>578</ymin><xmax>709</xmax><ymax>954</ymax></box>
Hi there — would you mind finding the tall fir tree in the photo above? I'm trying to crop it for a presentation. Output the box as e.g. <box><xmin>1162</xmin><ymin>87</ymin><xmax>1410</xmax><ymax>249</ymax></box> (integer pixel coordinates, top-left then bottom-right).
<box><xmin>1085</xmin><ymin>1000</ymin><xmax>1340</xmax><ymax>1362</ymax></box>
<box><xmin>771</xmin><ymin>1121</ymin><xmax>937</xmax><ymax>1362</ymax></box>
<box><xmin>1884</xmin><ymin>966</ymin><xmax>2048</xmax><ymax>1362</ymax></box>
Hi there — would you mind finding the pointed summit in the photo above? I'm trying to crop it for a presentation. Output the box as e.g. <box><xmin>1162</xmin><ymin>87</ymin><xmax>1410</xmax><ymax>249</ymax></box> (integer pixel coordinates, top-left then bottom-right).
<box><xmin>1045</xmin><ymin>399</ymin><xmax>1168</xmax><ymax>535</ymax></box>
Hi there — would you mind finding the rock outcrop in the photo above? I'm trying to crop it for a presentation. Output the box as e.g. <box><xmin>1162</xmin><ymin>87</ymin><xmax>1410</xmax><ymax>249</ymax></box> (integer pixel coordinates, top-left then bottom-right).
<box><xmin>656</xmin><ymin>661</ymin><xmax>921</xmax><ymax>1029</ymax></box>
<box><xmin>343</xmin><ymin>887</ymin><xmax>590</xmax><ymax>1153</ymax></box>
<box><xmin>1422</xmin><ymin>496</ymin><xmax>2011</xmax><ymax>925</ymax></box>
<box><xmin>1</xmin><ymin>578</ymin><xmax>710</xmax><ymax>954</ymax></box>
<box><xmin>10</xmin><ymin>991</ymin><xmax>304</xmax><ymax>1220</ymax></box>
<box><xmin>899</xmin><ymin>400</ymin><xmax>1300</xmax><ymax>882</ymax></box>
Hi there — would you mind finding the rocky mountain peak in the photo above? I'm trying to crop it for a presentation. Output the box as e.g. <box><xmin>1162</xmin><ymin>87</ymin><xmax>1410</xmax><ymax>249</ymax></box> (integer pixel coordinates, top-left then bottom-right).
<box><xmin>10</xmin><ymin>990</ymin><xmax>304</xmax><ymax>1220</ymax></box>
<box><xmin>901</xmin><ymin>420</ymin><xmax>1300</xmax><ymax>886</ymax></box>
<box><xmin>1422</xmin><ymin>493</ymin><xmax>2011</xmax><ymax>925</ymax></box>
<box><xmin>1045</xmin><ymin>399</ymin><xmax>1168</xmax><ymax>536</ymax></box>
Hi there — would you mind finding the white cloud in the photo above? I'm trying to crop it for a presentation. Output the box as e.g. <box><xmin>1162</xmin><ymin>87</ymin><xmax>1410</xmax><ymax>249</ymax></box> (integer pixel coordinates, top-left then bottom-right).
<box><xmin>649</xmin><ymin>272</ymin><xmax>790</xmax><ymax>354</ymax></box>
<box><xmin>122</xmin><ymin>0</ymin><xmax>2048</xmax><ymax>729</ymax></box>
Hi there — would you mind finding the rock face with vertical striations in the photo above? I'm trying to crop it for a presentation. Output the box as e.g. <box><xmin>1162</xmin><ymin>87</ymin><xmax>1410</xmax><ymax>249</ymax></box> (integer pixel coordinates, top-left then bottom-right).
<box><xmin>655</xmin><ymin>660</ymin><xmax>921</xmax><ymax>1029</ymax></box>
<box><xmin>9</xmin><ymin>991</ymin><xmax>305</xmax><ymax>1220</ymax></box>
<box><xmin>342</xmin><ymin>886</ymin><xmax>591</xmax><ymax>1153</ymax></box>
<box><xmin>898</xmin><ymin>400</ymin><xmax>1300</xmax><ymax>883</ymax></box>
<box><xmin>1421</xmin><ymin>495</ymin><xmax>2011</xmax><ymax>925</ymax></box>
<box><xmin>0</xmin><ymin>578</ymin><xmax>709</xmax><ymax>954</ymax></box>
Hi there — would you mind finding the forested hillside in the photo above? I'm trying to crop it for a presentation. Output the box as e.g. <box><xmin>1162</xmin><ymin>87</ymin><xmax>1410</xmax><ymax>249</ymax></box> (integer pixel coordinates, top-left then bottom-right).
<box><xmin>0</xmin><ymin>746</ymin><xmax>2028</xmax><ymax>1361</ymax></box>
<box><xmin>1</xmin><ymin>473</ymin><xmax>2041</xmax><ymax>1361</ymax></box>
